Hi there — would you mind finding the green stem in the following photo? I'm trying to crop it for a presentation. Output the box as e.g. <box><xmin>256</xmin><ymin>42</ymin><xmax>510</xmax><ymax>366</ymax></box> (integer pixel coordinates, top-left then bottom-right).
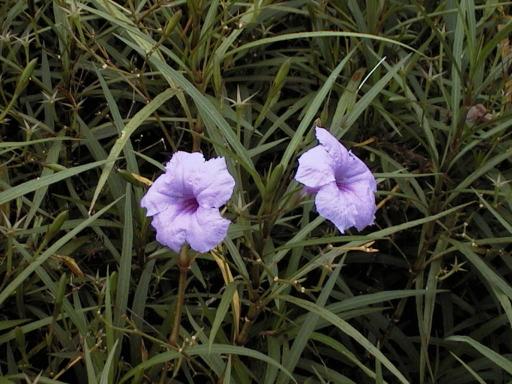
<box><xmin>169</xmin><ymin>266</ymin><xmax>187</xmax><ymax>346</ymax></box>
<box><xmin>169</xmin><ymin>246</ymin><xmax>190</xmax><ymax>347</ymax></box>
<box><xmin>236</xmin><ymin>301</ymin><xmax>262</xmax><ymax>345</ymax></box>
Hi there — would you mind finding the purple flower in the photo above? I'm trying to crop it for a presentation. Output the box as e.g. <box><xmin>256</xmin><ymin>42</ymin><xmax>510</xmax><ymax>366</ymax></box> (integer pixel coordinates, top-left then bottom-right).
<box><xmin>295</xmin><ymin>127</ymin><xmax>377</xmax><ymax>233</ymax></box>
<box><xmin>141</xmin><ymin>151</ymin><xmax>235</xmax><ymax>253</ymax></box>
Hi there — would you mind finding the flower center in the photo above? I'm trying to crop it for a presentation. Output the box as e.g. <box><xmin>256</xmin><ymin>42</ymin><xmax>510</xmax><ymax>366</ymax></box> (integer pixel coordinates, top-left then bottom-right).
<box><xmin>182</xmin><ymin>196</ymin><xmax>199</xmax><ymax>213</ymax></box>
<box><xmin>336</xmin><ymin>179</ymin><xmax>348</xmax><ymax>191</ymax></box>
<box><xmin>334</xmin><ymin>170</ymin><xmax>350</xmax><ymax>191</ymax></box>
<box><xmin>334</xmin><ymin>166</ymin><xmax>346</xmax><ymax>188</ymax></box>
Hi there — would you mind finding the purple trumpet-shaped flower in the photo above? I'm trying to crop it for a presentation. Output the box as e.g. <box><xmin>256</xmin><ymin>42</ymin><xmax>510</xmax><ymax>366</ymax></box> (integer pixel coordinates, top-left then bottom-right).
<box><xmin>141</xmin><ymin>151</ymin><xmax>235</xmax><ymax>253</ymax></box>
<box><xmin>295</xmin><ymin>127</ymin><xmax>377</xmax><ymax>233</ymax></box>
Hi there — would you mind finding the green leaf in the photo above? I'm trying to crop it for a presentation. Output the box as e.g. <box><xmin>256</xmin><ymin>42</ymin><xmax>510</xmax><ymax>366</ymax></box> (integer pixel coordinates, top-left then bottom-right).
<box><xmin>227</xmin><ymin>31</ymin><xmax>421</xmax><ymax>57</ymax></box>
<box><xmin>448</xmin><ymin>352</ymin><xmax>486</xmax><ymax>384</ymax></box>
<box><xmin>277</xmin><ymin>261</ymin><xmax>344</xmax><ymax>384</ymax></box>
<box><xmin>114</xmin><ymin>184</ymin><xmax>133</xmax><ymax>326</ymax></box>
<box><xmin>446</xmin><ymin>148</ymin><xmax>512</xmax><ymax>205</ymax></box>
<box><xmin>83</xmin><ymin>339</ymin><xmax>98</xmax><ymax>384</ymax></box>
<box><xmin>344</xmin><ymin>55</ymin><xmax>410</xmax><ymax>133</ymax></box>
<box><xmin>0</xmin><ymin>137</ymin><xmax>76</xmax><ymax>149</ymax></box>
<box><xmin>0</xmin><ymin>197</ymin><xmax>121</xmax><ymax>306</ymax></box>
<box><xmin>450</xmin><ymin>239</ymin><xmax>512</xmax><ymax>301</ymax></box>
<box><xmin>114</xmin><ymin>34</ymin><xmax>263</xmax><ymax>188</ymax></box>
<box><xmin>279</xmin><ymin>50</ymin><xmax>355</xmax><ymax>169</ymax></box>
<box><xmin>326</xmin><ymin>290</ymin><xmax>425</xmax><ymax>315</ymax></box>
<box><xmin>209</xmin><ymin>282</ymin><xmax>239</xmax><ymax>352</ymax></box>
<box><xmin>278</xmin><ymin>295</ymin><xmax>409</xmax><ymax>384</ymax></box>
<box><xmin>89</xmin><ymin>88</ymin><xmax>177</xmax><ymax>213</ymax></box>
<box><xmin>119</xmin><ymin>344</ymin><xmax>296</xmax><ymax>383</ymax></box>
<box><xmin>310</xmin><ymin>332</ymin><xmax>378</xmax><ymax>381</ymax></box>
<box><xmin>99</xmin><ymin>340</ymin><xmax>119</xmax><ymax>384</ymax></box>
<box><xmin>0</xmin><ymin>160</ymin><xmax>106</xmax><ymax>206</ymax></box>
<box><xmin>446</xmin><ymin>335</ymin><xmax>512</xmax><ymax>376</ymax></box>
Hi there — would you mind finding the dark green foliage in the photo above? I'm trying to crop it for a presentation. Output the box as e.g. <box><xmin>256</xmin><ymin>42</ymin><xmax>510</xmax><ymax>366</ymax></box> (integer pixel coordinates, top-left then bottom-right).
<box><xmin>0</xmin><ymin>0</ymin><xmax>511</xmax><ymax>383</ymax></box>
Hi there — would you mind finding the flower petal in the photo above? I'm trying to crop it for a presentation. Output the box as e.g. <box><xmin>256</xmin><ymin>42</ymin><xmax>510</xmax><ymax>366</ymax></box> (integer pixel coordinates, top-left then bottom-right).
<box><xmin>165</xmin><ymin>151</ymin><xmax>205</xmax><ymax>172</ymax></box>
<box><xmin>315</xmin><ymin>183</ymin><xmax>356</xmax><ymax>233</ymax></box>
<box><xmin>295</xmin><ymin>146</ymin><xmax>335</xmax><ymax>188</ymax></box>
<box><xmin>186</xmin><ymin>207</ymin><xmax>231</xmax><ymax>253</ymax></box>
<box><xmin>315</xmin><ymin>181</ymin><xmax>375</xmax><ymax>233</ymax></box>
<box><xmin>343</xmin><ymin>180</ymin><xmax>377</xmax><ymax>230</ymax></box>
<box><xmin>140</xmin><ymin>173</ymin><xmax>174</xmax><ymax>216</ymax></box>
<box><xmin>315</xmin><ymin>127</ymin><xmax>348</xmax><ymax>165</ymax></box>
<box><xmin>164</xmin><ymin>151</ymin><xmax>206</xmax><ymax>198</ymax></box>
<box><xmin>150</xmin><ymin>202</ymin><xmax>190</xmax><ymax>252</ymax></box>
<box><xmin>192</xmin><ymin>157</ymin><xmax>235</xmax><ymax>208</ymax></box>
<box><xmin>335</xmin><ymin>151</ymin><xmax>377</xmax><ymax>191</ymax></box>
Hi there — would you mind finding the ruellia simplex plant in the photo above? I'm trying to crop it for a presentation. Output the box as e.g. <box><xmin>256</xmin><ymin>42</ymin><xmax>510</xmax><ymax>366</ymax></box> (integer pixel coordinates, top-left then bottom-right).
<box><xmin>141</xmin><ymin>126</ymin><xmax>377</xmax><ymax>348</ymax></box>
<box><xmin>0</xmin><ymin>1</ymin><xmax>511</xmax><ymax>383</ymax></box>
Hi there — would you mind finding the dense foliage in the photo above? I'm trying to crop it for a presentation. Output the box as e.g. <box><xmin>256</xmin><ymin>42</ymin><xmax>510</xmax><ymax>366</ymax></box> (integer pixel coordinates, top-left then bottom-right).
<box><xmin>1</xmin><ymin>1</ymin><xmax>511</xmax><ymax>383</ymax></box>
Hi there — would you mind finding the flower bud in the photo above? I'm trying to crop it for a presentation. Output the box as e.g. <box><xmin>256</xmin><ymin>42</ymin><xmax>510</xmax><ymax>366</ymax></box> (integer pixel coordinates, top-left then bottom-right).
<box><xmin>44</xmin><ymin>210</ymin><xmax>69</xmax><ymax>243</ymax></box>
<box><xmin>163</xmin><ymin>10</ymin><xmax>182</xmax><ymax>38</ymax></box>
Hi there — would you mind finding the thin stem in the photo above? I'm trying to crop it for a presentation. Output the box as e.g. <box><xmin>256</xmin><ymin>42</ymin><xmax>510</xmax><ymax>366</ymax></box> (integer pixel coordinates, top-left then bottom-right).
<box><xmin>169</xmin><ymin>246</ymin><xmax>191</xmax><ymax>347</ymax></box>
<box><xmin>191</xmin><ymin>120</ymin><xmax>203</xmax><ymax>152</ymax></box>
<box><xmin>236</xmin><ymin>318</ymin><xmax>253</xmax><ymax>346</ymax></box>
<box><xmin>169</xmin><ymin>265</ymin><xmax>187</xmax><ymax>347</ymax></box>
<box><xmin>235</xmin><ymin>301</ymin><xmax>262</xmax><ymax>345</ymax></box>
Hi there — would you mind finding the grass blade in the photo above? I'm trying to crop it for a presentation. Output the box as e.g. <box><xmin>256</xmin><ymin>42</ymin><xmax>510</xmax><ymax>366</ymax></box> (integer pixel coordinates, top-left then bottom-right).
<box><xmin>446</xmin><ymin>335</ymin><xmax>512</xmax><ymax>376</ymax></box>
<box><xmin>278</xmin><ymin>295</ymin><xmax>409</xmax><ymax>384</ymax></box>
<box><xmin>0</xmin><ymin>197</ymin><xmax>122</xmax><ymax>306</ymax></box>
<box><xmin>119</xmin><ymin>344</ymin><xmax>296</xmax><ymax>384</ymax></box>
<box><xmin>89</xmin><ymin>88</ymin><xmax>177</xmax><ymax>213</ymax></box>
<box><xmin>0</xmin><ymin>160</ymin><xmax>106</xmax><ymax>206</ymax></box>
<box><xmin>277</xmin><ymin>262</ymin><xmax>344</xmax><ymax>384</ymax></box>
<box><xmin>208</xmin><ymin>281</ymin><xmax>239</xmax><ymax>352</ymax></box>
<box><xmin>450</xmin><ymin>239</ymin><xmax>512</xmax><ymax>300</ymax></box>
<box><xmin>279</xmin><ymin>50</ymin><xmax>355</xmax><ymax>168</ymax></box>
